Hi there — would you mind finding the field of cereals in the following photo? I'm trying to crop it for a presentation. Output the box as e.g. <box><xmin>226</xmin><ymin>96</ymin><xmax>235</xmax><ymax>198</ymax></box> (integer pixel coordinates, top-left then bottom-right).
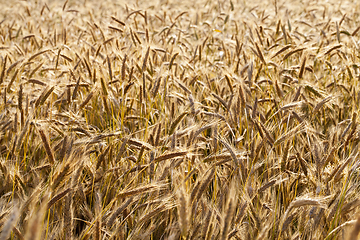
<box><xmin>1</xmin><ymin>0</ymin><xmax>360</xmax><ymax>239</ymax></box>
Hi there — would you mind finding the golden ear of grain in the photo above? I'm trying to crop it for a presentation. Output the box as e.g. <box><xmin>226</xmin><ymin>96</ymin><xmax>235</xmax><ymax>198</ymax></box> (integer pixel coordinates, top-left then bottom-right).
<box><xmin>96</xmin><ymin>145</ymin><xmax>111</xmax><ymax>169</ymax></box>
<box><xmin>280</xmin><ymin>197</ymin><xmax>326</xmax><ymax>232</ymax></box>
<box><xmin>281</xmin><ymin>213</ymin><xmax>295</xmax><ymax>233</ymax></box>
<box><xmin>121</xmin><ymin>54</ymin><xmax>127</xmax><ymax>80</ymax></box>
<box><xmin>154</xmin><ymin>151</ymin><xmax>187</xmax><ymax>163</ymax></box>
<box><xmin>83</xmin><ymin>57</ymin><xmax>92</xmax><ymax>79</ymax></box>
<box><xmin>28</xmin><ymin>61</ymin><xmax>43</xmax><ymax>79</ymax></box>
<box><xmin>64</xmin><ymin>191</ymin><xmax>73</xmax><ymax>240</ymax></box>
<box><xmin>115</xmin><ymin>184</ymin><xmax>160</xmax><ymax>200</ymax></box>
<box><xmin>177</xmin><ymin>185</ymin><xmax>189</xmax><ymax>237</ymax></box>
<box><xmin>127</xmin><ymin>138</ymin><xmax>152</xmax><ymax>150</ymax></box>
<box><xmin>271</xmin><ymin>44</ymin><xmax>292</xmax><ymax>59</ymax></box>
<box><xmin>258</xmin><ymin>179</ymin><xmax>276</xmax><ymax>193</ymax></box>
<box><xmin>51</xmin><ymin>163</ymin><xmax>71</xmax><ymax>190</ymax></box>
<box><xmin>313</xmin><ymin>95</ymin><xmax>332</xmax><ymax>114</ymax></box>
<box><xmin>336</xmin><ymin>21</ymin><xmax>340</xmax><ymax>43</ymax></box>
<box><xmin>34</xmin><ymin>85</ymin><xmax>51</xmax><ymax>108</ymax></box>
<box><xmin>176</xmin><ymin>79</ymin><xmax>191</xmax><ymax>95</ymax></box>
<box><xmin>212</xmin><ymin>93</ymin><xmax>229</xmax><ymax>112</ymax></box>
<box><xmin>142</xmin><ymin>73</ymin><xmax>147</xmax><ymax>100</ymax></box>
<box><xmin>201</xmin><ymin>209</ymin><xmax>213</xmax><ymax>238</ymax></box>
<box><xmin>124</xmin><ymin>81</ymin><xmax>134</xmax><ymax>95</ymax></box>
<box><xmin>154</xmin><ymin>123</ymin><xmax>162</xmax><ymax>147</ymax></box>
<box><xmin>299</xmin><ymin>56</ymin><xmax>307</xmax><ymax>79</ymax></box>
<box><xmin>217</xmin><ymin>138</ymin><xmax>240</xmax><ymax>168</ymax></box>
<box><xmin>221</xmin><ymin>194</ymin><xmax>235</xmax><ymax>240</ymax></box>
<box><xmin>351</xmin><ymin>112</ymin><xmax>357</xmax><ymax>131</ymax></box>
<box><xmin>18</xmin><ymin>84</ymin><xmax>23</xmax><ymax>111</ymax></box>
<box><xmin>79</xmin><ymin>90</ymin><xmax>95</xmax><ymax>110</ymax></box>
<box><xmin>27</xmin><ymin>79</ymin><xmax>47</xmax><ymax>86</ymax></box>
<box><xmin>190</xmin><ymin>123</ymin><xmax>213</xmax><ymax>145</ymax></box>
<box><xmin>39</xmin><ymin>86</ymin><xmax>54</xmax><ymax>105</ymax></box>
<box><xmin>188</xmin><ymin>94</ymin><xmax>196</xmax><ymax>115</ymax></box>
<box><xmin>111</xmin><ymin>16</ymin><xmax>125</xmax><ymax>26</ymax></box>
<box><xmin>274</xmin><ymin>79</ymin><xmax>283</xmax><ymax>99</ymax></box>
<box><xmin>38</xmin><ymin>128</ymin><xmax>55</xmax><ymax>165</ymax></box>
<box><xmin>7</xmin><ymin>69</ymin><xmax>19</xmax><ymax>92</ymax></box>
<box><xmin>47</xmin><ymin>188</ymin><xmax>72</xmax><ymax>210</ymax></box>
<box><xmin>137</xmin><ymin>203</ymin><xmax>169</xmax><ymax>226</ymax></box>
<box><xmin>94</xmin><ymin>192</ymin><xmax>102</xmax><ymax>240</ymax></box>
<box><xmin>100</xmin><ymin>77</ymin><xmax>108</xmax><ymax>96</ymax></box>
<box><xmin>107</xmin><ymin>198</ymin><xmax>133</xmax><ymax>228</ymax></box>
<box><xmin>193</xmin><ymin>168</ymin><xmax>215</xmax><ymax>200</ymax></box>
<box><xmin>142</xmin><ymin>46</ymin><xmax>150</xmax><ymax>73</ymax></box>
<box><xmin>255</xmin><ymin>42</ymin><xmax>266</xmax><ymax>64</ymax></box>
<box><xmin>332</xmin><ymin>153</ymin><xmax>358</xmax><ymax>182</ymax></box>
<box><xmin>257</xmin><ymin>121</ymin><xmax>274</xmax><ymax>146</ymax></box>
<box><xmin>324</xmin><ymin>44</ymin><xmax>342</xmax><ymax>56</ymax></box>
<box><xmin>274</xmin><ymin>123</ymin><xmax>304</xmax><ymax>146</ymax></box>
<box><xmin>107</xmin><ymin>55</ymin><xmax>112</xmax><ymax>81</ymax></box>
<box><xmin>109</xmin><ymin>25</ymin><xmax>124</xmax><ymax>33</ymax></box>
<box><xmin>224</xmin><ymin>75</ymin><xmax>234</xmax><ymax>94</ymax></box>
<box><xmin>116</xmin><ymin>138</ymin><xmax>128</xmax><ymax>161</ymax></box>
<box><xmin>280</xmin><ymin>141</ymin><xmax>290</xmax><ymax>171</ymax></box>
<box><xmin>169</xmin><ymin>112</ymin><xmax>188</xmax><ymax>135</ymax></box>
<box><xmin>283</xmin><ymin>48</ymin><xmax>305</xmax><ymax>61</ymax></box>
<box><xmin>27</xmin><ymin>49</ymin><xmax>50</xmax><ymax>62</ymax></box>
<box><xmin>169</xmin><ymin>52</ymin><xmax>179</xmax><ymax>70</ymax></box>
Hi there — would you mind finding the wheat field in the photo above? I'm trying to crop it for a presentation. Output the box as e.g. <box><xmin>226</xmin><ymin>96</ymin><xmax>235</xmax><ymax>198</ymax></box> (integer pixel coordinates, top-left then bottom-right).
<box><xmin>1</xmin><ymin>0</ymin><xmax>360</xmax><ymax>239</ymax></box>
